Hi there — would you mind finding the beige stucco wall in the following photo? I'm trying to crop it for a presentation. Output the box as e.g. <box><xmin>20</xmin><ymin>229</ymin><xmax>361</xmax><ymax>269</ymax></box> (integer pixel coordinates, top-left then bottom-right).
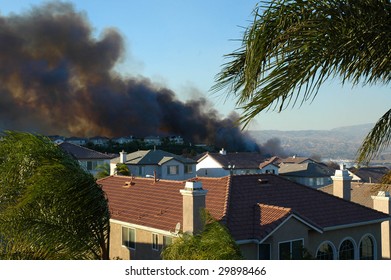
<box><xmin>308</xmin><ymin>223</ymin><xmax>382</xmax><ymax>259</ymax></box>
<box><xmin>110</xmin><ymin>217</ymin><xmax>383</xmax><ymax>260</ymax></box>
<box><xmin>109</xmin><ymin>221</ymin><xmax>174</xmax><ymax>260</ymax></box>
<box><xmin>239</xmin><ymin>217</ymin><xmax>382</xmax><ymax>260</ymax></box>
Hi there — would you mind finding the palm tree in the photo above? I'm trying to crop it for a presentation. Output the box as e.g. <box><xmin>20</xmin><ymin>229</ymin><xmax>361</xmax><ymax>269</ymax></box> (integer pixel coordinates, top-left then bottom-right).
<box><xmin>213</xmin><ymin>0</ymin><xmax>391</xmax><ymax>164</ymax></box>
<box><xmin>95</xmin><ymin>162</ymin><xmax>110</xmax><ymax>179</ymax></box>
<box><xmin>0</xmin><ymin>131</ymin><xmax>110</xmax><ymax>259</ymax></box>
<box><xmin>115</xmin><ymin>163</ymin><xmax>130</xmax><ymax>176</ymax></box>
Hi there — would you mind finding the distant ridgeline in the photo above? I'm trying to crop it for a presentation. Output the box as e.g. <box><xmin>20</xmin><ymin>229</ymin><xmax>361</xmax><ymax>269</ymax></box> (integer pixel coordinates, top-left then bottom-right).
<box><xmin>249</xmin><ymin>124</ymin><xmax>391</xmax><ymax>162</ymax></box>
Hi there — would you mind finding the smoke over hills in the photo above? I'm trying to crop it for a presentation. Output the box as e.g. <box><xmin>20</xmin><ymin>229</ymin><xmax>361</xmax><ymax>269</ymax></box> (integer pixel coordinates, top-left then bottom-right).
<box><xmin>0</xmin><ymin>2</ymin><xmax>264</xmax><ymax>151</ymax></box>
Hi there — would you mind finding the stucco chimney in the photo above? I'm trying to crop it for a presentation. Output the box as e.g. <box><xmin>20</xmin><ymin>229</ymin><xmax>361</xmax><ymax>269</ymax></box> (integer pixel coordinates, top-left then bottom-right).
<box><xmin>372</xmin><ymin>191</ymin><xmax>391</xmax><ymax>259</ymax></box>
<box><xmin>331</xmin><ymin>164</ymin><xmax>352</xmax><ymax>200</ymax></box>
<box><xmin>119</xmin><ymin>150</ymin><xmax>127</xmax><ymax>164</ymax></box>
<box><xmin>180</xmin><ymin>181</ymin><xmax>208</xmax><ymax>234</ymax></box>
<box><xmin>219</xmin><ymin>148</ymin><xmax>227</xmax><ymax>155</ymax></box>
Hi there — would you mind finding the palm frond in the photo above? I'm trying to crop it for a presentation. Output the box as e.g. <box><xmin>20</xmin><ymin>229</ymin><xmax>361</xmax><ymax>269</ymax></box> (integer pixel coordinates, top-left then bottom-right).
<box><xmin>357</xmin><ymin>109</ymin><xmax>391</xmax><ymax>164</ymax></box>
<box><xmin>212</xmin><ymin>0</ymin><xmax>391</xmax><ymax>161</ymax></box>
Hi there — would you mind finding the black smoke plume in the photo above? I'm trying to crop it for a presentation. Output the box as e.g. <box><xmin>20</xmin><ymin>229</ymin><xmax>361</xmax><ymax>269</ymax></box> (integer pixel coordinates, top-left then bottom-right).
<box><xmin>0</xmin><ymin>2</ymin><xmax>259</xmax><ymax>151</ymax></box>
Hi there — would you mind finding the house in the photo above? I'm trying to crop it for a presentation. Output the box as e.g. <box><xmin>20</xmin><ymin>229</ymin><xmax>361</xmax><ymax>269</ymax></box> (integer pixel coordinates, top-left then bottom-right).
<box><xmin>277</xmin><ymin>156</ymin><xmax>317</xmax><ymax>165</ymax></box>
<box><xmin>89</xmin><ymin>136</ymin><xmax>110</xmax><ymax>146</ymax></box>
<box><xmin>348</xmin><ymin>166</ymin><xmax>389</xmax><ymax>183</ymax></box>
<box><xmin>58</xmin><ymin>142</ymin><xmax>116</xmax><ymax>176</ymax></box>
<box><xmin>47</xmin><ymin>135</ymin><xmax>65</xmax><ymax>144</ymax></box>
<box><xmin>110</xmin><ymin>149</ymin><xmax>197</xmax><ymax>180</ymax></box>
<box><xmin>196</xmin><ymin>148</ymin><xmax>277</xmax><ymax>177</ymax></box>
<box><xmin>320</xmin><ymin>173</ymin><xmax>391</xmax><ymax>259</ymax></box>
<box><xmin>168</xmin><ymin>135</ymin><xmax>184</xmax><ymax>145</ymax></box>
<box><xmin>144</xmin><ymin>136</ymin><xmax>162</xmax><ymax>146</ymax></box>
<box><xmin>65</xmin><ymin>136</ymin><xmax>88</xmax><ymax>146</ymax></box>
<box><xmin>278</xmin><ymin>161</ymin><xmax>336</xmax><ymax>188</ymax></box>
<box><xmin>99</xmin><ymin>170</ymin><xmax>389</xmax><ymax>260</ymax></box>
<box><xmin>112</xmin><ymin>136</ymin><xmax>135</xmax><ymax>145</ymax></box>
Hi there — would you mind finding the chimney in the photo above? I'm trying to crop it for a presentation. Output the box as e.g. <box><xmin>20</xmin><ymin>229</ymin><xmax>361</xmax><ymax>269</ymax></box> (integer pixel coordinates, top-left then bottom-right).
<box><xmin>180</xmin><ymin>181</ymin><xmax>208</xmax><ymax>234</ymax></box>
<box><xmin>119</xmin><ymin>150</ymin><xmax>127</xmax><ymax>164</ymax></box>
<box><xmin>331</xmin><ymin>164</ymin><xmax>352</xmax><ymax>200</ymax></box>
<box><xmin>372</xmin><ymin>191</ymin><xmax>391</xmax><ymax>259</ymax></box>
<box><xmin>219</xmin><ymin>148</ymin><xmax>227</xmax><ymax>155</ymax></box>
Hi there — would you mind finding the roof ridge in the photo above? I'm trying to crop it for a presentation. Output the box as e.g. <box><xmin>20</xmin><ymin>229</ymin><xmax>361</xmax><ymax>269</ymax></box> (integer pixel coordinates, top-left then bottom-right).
<box><xmin>220</xmin><ymin>175</ymin><xmax>232</xmax><ymax>225</ymax></box>
<box><xmin>258</xmin><ymin>203</ymin><xmax>292</xmax><ymax>212</ymax></box>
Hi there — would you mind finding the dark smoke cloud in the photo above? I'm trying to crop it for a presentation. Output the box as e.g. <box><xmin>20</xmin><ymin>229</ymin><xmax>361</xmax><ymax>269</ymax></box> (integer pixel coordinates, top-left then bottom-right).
<box><xmin>0</xmin><ymin>2</ymin><xmax>259</xmax><ymax>151</ymax></box>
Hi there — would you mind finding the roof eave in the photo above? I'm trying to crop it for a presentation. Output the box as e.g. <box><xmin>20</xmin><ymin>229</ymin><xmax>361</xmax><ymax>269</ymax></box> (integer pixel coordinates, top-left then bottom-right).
<box><xmin>323</xmin><ymin>218</ymin><xmax>390</xmax><ymax>231</ymax></box>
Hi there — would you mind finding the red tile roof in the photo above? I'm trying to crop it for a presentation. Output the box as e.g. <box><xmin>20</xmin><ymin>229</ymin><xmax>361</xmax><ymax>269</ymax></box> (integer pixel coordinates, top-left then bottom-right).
<box><xmin>99</xmin><ymin>174</ymin><xmax>389</xmax><ymax>241</ymax></box>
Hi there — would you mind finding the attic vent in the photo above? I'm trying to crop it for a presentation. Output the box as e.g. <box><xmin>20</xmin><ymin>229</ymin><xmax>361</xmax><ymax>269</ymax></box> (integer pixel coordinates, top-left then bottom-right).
<box><xmin>258</xmin><ymin>179</ymin><xmax>269</xmax><ymax>184</ymax></box>
<box><xmin>123</xmin><ymin>180</ymin><xmax>135</xmax><ymax>188</ymax></box>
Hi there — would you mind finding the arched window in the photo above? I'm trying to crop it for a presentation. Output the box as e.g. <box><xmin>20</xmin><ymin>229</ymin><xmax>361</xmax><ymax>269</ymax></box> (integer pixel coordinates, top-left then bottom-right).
<box><xmin>339</xmin><ymin>239</ymin><xmax>355</xmax><ymax>260</ymax></box>
<box><xmin>316</xmin><ymin>242</ymin><xmax>335</xmax><ymax>260</ymax></box>
<box><xmin>359</xmin><ymin>235</ymin><xmax>374</xmax><ymax>260</ymax></box>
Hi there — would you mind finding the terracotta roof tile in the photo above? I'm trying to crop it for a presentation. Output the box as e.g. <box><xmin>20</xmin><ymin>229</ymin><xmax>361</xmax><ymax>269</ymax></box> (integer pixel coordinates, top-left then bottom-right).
<box><xmin>99</xmin><ymin>174</ymin><xmax>389</xmax><ymax>241</ymax></box>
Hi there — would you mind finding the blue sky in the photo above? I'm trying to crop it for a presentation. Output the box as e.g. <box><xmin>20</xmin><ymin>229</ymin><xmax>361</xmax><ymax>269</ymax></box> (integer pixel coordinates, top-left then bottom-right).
<box><xmin>1</xmin><ymin>0</ymin><xmax>390</xmax><ymax>131</ymax></box>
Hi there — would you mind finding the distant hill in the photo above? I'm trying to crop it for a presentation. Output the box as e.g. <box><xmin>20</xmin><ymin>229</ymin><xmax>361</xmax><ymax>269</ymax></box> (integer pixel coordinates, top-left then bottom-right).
<box><xmin>249</xmin><ymin>123</ymin><xmax>375</xmax><ymax>160</ymax></box>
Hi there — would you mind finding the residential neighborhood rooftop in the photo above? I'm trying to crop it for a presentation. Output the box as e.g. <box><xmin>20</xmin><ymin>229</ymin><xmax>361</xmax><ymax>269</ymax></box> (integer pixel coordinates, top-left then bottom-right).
<box><xmin>99</xmin><ymin>174</ymin><xmax>389</xmax><ymax>241</ymax></box>
<box><xmin>58</xmin><ymin>142</ymin><xmax>116</xmax><ymax>160</ymax></box>
<box><xmin>111</xmin><ymin>149</ymin><xmax>197</xmax><ymax>165</ymax></box>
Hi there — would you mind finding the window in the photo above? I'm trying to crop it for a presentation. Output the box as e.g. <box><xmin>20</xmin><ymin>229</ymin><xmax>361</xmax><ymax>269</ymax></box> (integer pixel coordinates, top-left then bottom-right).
<box><xmin>316</xmin><ymin>242</ymin><xmax>334</xmax><ymax>260</ymax></box>
<box><xmin>122</xmin><ymin>226</ymin><xmax>135</xmax><ymax>249</ymax></box>
<box><xmin>138</xmin><ymin>166</ymin><xmax>144</xmax><ymax>176</ymax></box>
<box><xmin>152</xmin><ymin>233</ymin><xmax>159</xmax><ymax>251</ymax></box>
<box><xmin>184</xmin><ymin>164</ymin><xmax>193</xmax><ymax>174</ymax></box>
<box><xmin>167</xmin><ymin>165</ymin><xmax>179</xmax><ymax>175</ymax></box>
<box><xmin>279</xmin><ymin>239</ymin><xmax>303</xmax><ymax>260</ymax></box>
<box><xmin>339</xmin><ymin>239</ymin><xmax>355</xmax><ymax>260</ymax></box>
<box><xmin>360</xmin><ymin>236</ymin><xmax>374</xmax><ymax>260</ymax></box>
<box><xmin>259</xmin><ymin>244</ymin><xmax>271</xmax><ymax>260</ymax></box>
<box><xmin>163</xmin><ymin>236</ymin><xmax>172</xmax><ymax>247</ymax></box>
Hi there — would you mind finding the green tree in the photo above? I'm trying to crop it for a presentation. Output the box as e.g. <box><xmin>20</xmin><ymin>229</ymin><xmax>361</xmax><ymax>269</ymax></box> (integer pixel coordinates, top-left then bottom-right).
<box><xmin>213</xmin><ymin>0</ymin><xmax>390</xmax><ymax>164</ymax></box>
<box><xmin>0</xmin><ymin>131</ymin><xmax>110</xmax><ymax>259</ymax></box>
<box><xmin>161</xmin><ymin>211</ymin><xmax>242</xmax><ymax>260</ymax></box>
<box><xmin>95</xmin><ymin>162</ymin><xmax>110</xmax><ymax>179</ymax></box>
<box><xmin>115</xmin><ymin>163</ymin><xmax>130</xmax><ymax>176</ymax></box>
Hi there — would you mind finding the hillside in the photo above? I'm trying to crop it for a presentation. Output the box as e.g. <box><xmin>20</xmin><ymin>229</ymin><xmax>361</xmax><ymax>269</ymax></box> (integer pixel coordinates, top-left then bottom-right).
<box><xmin>249</xmin><ymin>124</ymin><xmax>374</xmax><ymax>160</ymax></box>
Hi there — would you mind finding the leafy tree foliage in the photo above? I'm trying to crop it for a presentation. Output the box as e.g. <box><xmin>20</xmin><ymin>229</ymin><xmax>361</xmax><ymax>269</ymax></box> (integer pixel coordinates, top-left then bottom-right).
<box><xmin>0</xmin><ymin>131</ymin><xmax>110</xmax><ymax>259</ymax></box>
<box><xmin>115</xmin><ymin>163</ymin><xmax>130</xmax><ymax>176</ymax></box>
<box><xmin>161</xmin><ymin>211</ymin><xmax>242</xmax><ymax>260</ymax></box>
<box><xmin>95</xmin><ymin>162</ymin><xmax>110</xmax><ymax>179</ymax></box>
<box><xmin>213</xmin><ymin>0</ymin><xmax>391</xmax><ymax>164</ymax></box>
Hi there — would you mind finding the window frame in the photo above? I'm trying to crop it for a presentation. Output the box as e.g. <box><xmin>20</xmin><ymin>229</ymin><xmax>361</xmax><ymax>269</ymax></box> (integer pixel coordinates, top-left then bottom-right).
<box><xmin>338</xmin><ymin>238</ymin><xmax>356</xmax><ymax>260</ymax></box>
<box><xmin>278</xmin><ymin>238</ymin><xmax>304</xmax><ymax>260</ymax></box>
<box><xmin>359</xmin><ymin>235</ymin><xmax>376</xmax><ymax>260</ymax></box>
<box><xmin>152</xmin><ymin>233</ymin><xmax>159</xmax><ymax>251</ymax></box>
<box><xmin>122</xmin><ymin>226</ymin><xmax>136</xmax><ymax>250</ymax></box>
<box><xmin>163</xmin><ymin>235</ymin><xmax>173</xmax><ymax>248</ymax></box>
<box><xmin>316</xmin><ymin>241</ymin><xmax>336</xmax><ymax>260</ymax></box>
<box><xmin>184</xmin><ymin>164</ymin><xmax>193</xmax><ymax>174</ymax></box>
<box><xmin>167</xmin><ymin>165</ymin><xmax>179</xmax><ymax>175</ymax></box>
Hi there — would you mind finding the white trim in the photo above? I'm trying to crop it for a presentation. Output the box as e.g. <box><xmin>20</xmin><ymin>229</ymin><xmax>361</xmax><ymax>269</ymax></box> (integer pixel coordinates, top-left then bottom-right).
<box><xmin>338</xmin><ymin>237</ymin><xmax>357</xmax><ymax>260</ymax></box>
<box><xmin>323</xmin><ymin>218</ymin><xmax>388</xmax><ymax>231</ymax></box>
<box><xmin>111</xmin><ymin>219</ymin><xmax>175</xmax><ymax>237</ymax></box>
<box><xmin>315</xmin><ymin>241</ymin><xmax>337</xmax><ymax>260</ymax></box>
<box><xmin>259</xmin><ymin>214</ymin><xmax>322</xmax><ymax>244</ymax></box>
<box><xmin>358</xmin><ymin>234</ymin><xmax>377</xmax><ymax>260</ymax></box>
